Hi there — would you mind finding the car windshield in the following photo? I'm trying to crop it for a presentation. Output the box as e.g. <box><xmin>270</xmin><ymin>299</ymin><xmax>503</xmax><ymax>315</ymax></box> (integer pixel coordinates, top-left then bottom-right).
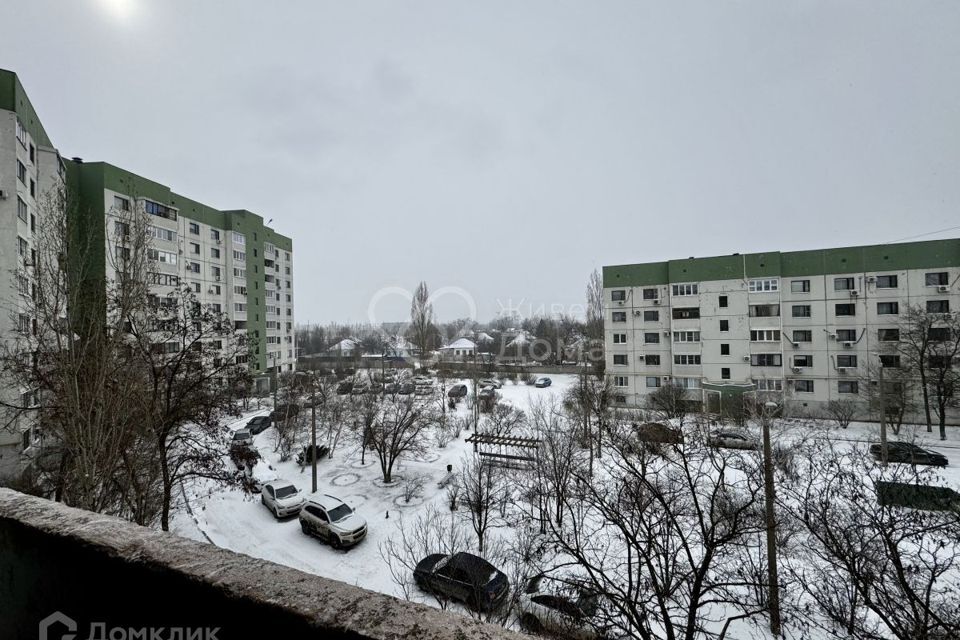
<box><xmin>233</xmin><ymin>431</ymin><xmax>248</xmax><ymax>439</ymax></box>
<box><xmin>275</xmin><ymin>485</ymin><xmax>298</xmax><ymax>499</ymax></box>
<box><xmin>327</xmin><ymin>503</ymin><xmax>353</xmax><ymax>522</ymax></box>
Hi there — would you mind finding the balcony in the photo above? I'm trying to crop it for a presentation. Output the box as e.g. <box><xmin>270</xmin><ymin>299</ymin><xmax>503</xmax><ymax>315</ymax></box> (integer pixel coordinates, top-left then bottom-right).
<box><xmin>0</xmin><ymin>489</ymin><xmax>521</xmax><ymax>640</ymax></box>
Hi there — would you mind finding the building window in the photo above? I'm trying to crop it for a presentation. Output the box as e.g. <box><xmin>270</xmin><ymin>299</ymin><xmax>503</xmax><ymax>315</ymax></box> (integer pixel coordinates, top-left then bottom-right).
<box><xmin>672</xmin><ymin>283</ymin><xmax>698</xmax><ymax>296</ymax></box>
<box><xmin>612</xmin><ymin>311</ymin><xmax>627</xmax><ymax>322</ymax></box>
<box><xmin>838</xmin><ymin>380</ymin><xmax>859</xmax><ymax>394</ymax></box>
<box><xmin>233</xmin><ymin>268</ymin><xmax>246</xmax><ymax>278</ymax></box>
<box><xmin>189</xmin><ymin>222</ymin><xmax>200</xmax><ymax>235</ymax></box>
<box><xmin>29</xmin><ymin>179</ymin><xmax>35</xmax><ymax>197</ymax></box>
<box><xmin>749</xmin><ymin>304</ymin><xmax>780</xmax><ymax>317</ymax></box>
<box><xmin>721</xmin><ymin>368</ymin><xmax>730</xmax><ymax>380</ymax></box>
<box><xmin>673</xmin><ymin>331</ymin><xmax>700</xmax><ymax>342</ymax></box>
<box><xmin>644</xmin><ymin>333</ymin><xmax>660</xmax><ymax>344</ymax></box>
<box><xmin>645</xmin><ymin>355</ymin><xmax>661</xmax><ymax>366</ymax></box>
<box><xmin>211</xmin><ymin>266</ymin><xmax>222</xmax><ymax>279</ymax></box>
<box><xmin>751</xmin><ymin>354</ymin><xmax>782</xmax><ymax>367</ymax></box>
<box><xmin>28</xmin><ymin>143</ymin><xmax>35</xmax><ymax>163</ymax></box>
<box><xmin>613</xmin><ymin>376</ymin><xmax>628</xmax><ymax>388</ymax></box>
<box><xmin>233</xmin><ymin>231</ymin><xmax>246</xmax><ymax>245</ymax></box>
<box><xmin>613</xmin><ymin>333</ymin><xmax>627</xmax><ymax>344</ymax></box>
<box><xmin>837</xmin><ymin>355</ymin><xmax>857</xmax><ymax>368</ymax></box>
<box><xmin>15</xmin><ymin>118</ymin><xmax>27</xmax><ymax>146</ymax></box>
<box><xmin>877</xmin><ymin>301</ymin><xmax>899</xmax><ymax>315</ymax></box>
<box><xmin>147</xmin><ymin>248</ymin><xmax>177</xmax><ymax>265</ymax></box>
<box><xmin>719</xmin><ymin>319</ymin><xmax>729</xmax><ymax>332</ymax></box>
<box><xmin>234</xmin><ymin>303</ymin><xmax>247</xmax><ymax>313</ymax></box>
<box><xmin>233</xmin><ymin>250</ymin><xmax>246</xmax><ymax>261</ymax></box>
<box><xmin>17</xmin><ymin>197</ymin><xmax>28</xmax><ymax>222</ymax></box>
<box><xmin>720</xmin><ymin>343</ymin><xmax>730</xmax><ymax>355</ymax></box>
<box><xmin>748</xmin><ymin>278</ymin><xmax>779</xmax><ymax>292</ymax></box>
<box><xmin>644</xmin><ymin>310</ymin><xmax>659</xmax><ymax>322</ymax></box>
<box><xmin>928</xmin><ymin>327</ymin><xmax>951</xmax><ymax>341</ymax></box>
<box><xmin>878</xmin><ymin>328</ymin><xmax>899</xmax><ymax>342</ymax></box>
<box><xmin>835</xmin><ymin>304</ymin><xmax>856</xmax><ymax>316</ymax></box>
<box><xmin>234</xmin><ymin>285</ymin><xmax>247</xmax><ymax>296</ymax></box>
<box><xmin>18</xmin><ymin>236</ymin><xmax>29</xmax><ymax>256</ymax></box>
<box><xmin>674</xmin><ymin>354</ymin><xmax>701</xmax><ymax>365</ymax></box>
<box><xmin>875</xmin><ymin>275</ymin><xmax>898</xmax><ymax>288</ymax></box>
<box><xmin>879</xmin><ymin>354</ymin><xmax>900</xmax><ymax>368</ymax></box>
<box><xmin>211</xmin><ymin>284</ymin><xmax>221</xmax><ymax>295</ymax></box>
<box><xmin>148</xmin><ymin>225</ymin><xmax>177</xmax><ymax>242</ymax></box>
<box><xmin>792</xmin><ymin>330</ymin><xmax>812</xmax><ymax>343</ymax></box>
<box><xmin>144</xmin><ymin>200</ymin><xmax>177</xmax><ymax>221</ymax></box>
<box><xmin>792</xmin><ymin>304</ymin><xmax>811</xmax><ymax>318</ymax></box>
<box><xmin>836</xmin><ymin>329</ymin><xmax>857</xmax><ymax>342</ymax></box>
<box><xmin>646</xmin><ymin>377</ymin><xmax>661</xmax><ymax>388</ymax></box>
<box><xmin>719</xmin><ymin>295</ymin><xmax>728</xmax><ymax>308</ymax></box>
<box><xmin>17</xmin><ymin>160</ymin><xmax>27</xmax><ymax>184</ymax></box>
<box><xmin>793</xmin><ymin>355</ymin><xmax>813</xmax><ymax>368</ymax></box>
<box><xmin>192</xmin><ymin>282</ymin><xmax>201</xmax><ymax>293</ymax></box>
<box><xmin>190</xmin><ymin>242</ymin><xmax>201</xmax><ymax>255</ymax></box>
<box><xmin>613</xmin><ymin>354</ymin><xmax>628</xmax><ymax>366</ymax></box>
<box><xmin>188</xmin><ymin>262</ymin><xmax>201</xmax><ymax>274</ymax></box>
<box><xmin>756</xmin><ymin>378</ymin><xmax>783</xmax><ymax>391</ymax></box>
<box><xmin>672</xmin><ymin>307</ymin><xmax>700</xmax><ymax>319</ymax></box>
<box><xmin>927</xmin><ymin>300</ymin><xmax>950</xmax><ymax>313</ymax></box>
<box><xmin>925</xmin><ymin>272</ymin><xmax>948</xmax><ymax>286</ymax></box>
<box><xmin>611</xmin><ymin>290</ymin><xmax>626</xmax><ymax>302</ymax></box>
<box><xmin>210</xmin><ymin>229</ymin><xmax>221</xmax><ymax>242</ymax></box>
<box><xmin>211</xmin><ymin>248</ymin><xmax>221</xmax><ymax>259</ymax></box>
<box><xmin>113</xmin><ymin>196</ymin><xmax>130</xmax><ymax>211</ymax></box>
<box><xmin>791</xmin><ymin>279</ymin><xmax>810</xmax><ymax>293</ymax></box>
<box><xmin>750</xmin><ymin>329</ymin><xmax>780</xmax><ymax>342</ymax></box>
<box><xmin>642</xmin><ymin>288</ymin><xmax>658</xmax><ymax>300</ymax></box>
<box><xmin>794</xmin><ymin>380</ymin><xmax>814</xmax><ymax>393</ymax></box>
<box><xmin>834</xmin><ymin>277</ymin><xmax>856</xmax><ymax>291</ymax></box>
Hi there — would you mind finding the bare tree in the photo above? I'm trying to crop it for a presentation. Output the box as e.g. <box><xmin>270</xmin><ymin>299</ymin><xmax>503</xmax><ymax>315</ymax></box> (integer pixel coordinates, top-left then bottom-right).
<box><xmin>779</xmin><ymin>437</ymin><xmax>960</xmax><ymax>639</ymax></box>
<box><xmin>542</xmin><ymin>416</ymin><xmax>771</xmax><ymax>640</ymax></box>
<box><xmin>409</xmin><ymin>281</ymin><xmax>434</xmax><ymax>358</ymax></box>
<box><xmin>530</xmin><ymin>398</ymin><xmax>581</xmax><ymax>529</ymax></box>
<box><xmin>824</xmin><ymin>398</ymin><xmax>859</xmax><ymax>429</ymax></box>
<box><xmin>480</xmin><ymin>403</ymin><xmax>526</xmax><ymax>437</ymax></box>
<box><xmin>648</xmin><ymin>381</ymin><xmax>690</xmax><ymax>422</ymax></box>
<box><xmin>367</xmin><ymin>397</ymin><xmax>433</xmax><ymax>483</ymax></box>
<box><xmin>459</xmin><ymin>453</ymin><xmax>505</xmax><ymax>554</ymax></box>
<box><xmin>862</xmin><ymin>363</ymin><xmax>915</xmax><ymax>436</ymax></box>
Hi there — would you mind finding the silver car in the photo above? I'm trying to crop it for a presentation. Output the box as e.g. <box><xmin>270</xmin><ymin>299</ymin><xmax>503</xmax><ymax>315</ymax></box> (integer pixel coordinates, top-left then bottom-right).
<box><xmin>231</xmin><ymin>428</ymin><xmax>253</xmax><ymax>448</ymax></box>
<box><xmin>299</xmin><ymin>494</ymin><xmax>367</xmax><ymax>549</ymax></box>
<box><xmin>261</xmin><ymin>481</ymin><xmax>305</xmax><ymax>518</ymax></box>
<box><xmin>707</xmin><ymin>429</ymin><xmax>758</xmax><ymax>450</ymax></box>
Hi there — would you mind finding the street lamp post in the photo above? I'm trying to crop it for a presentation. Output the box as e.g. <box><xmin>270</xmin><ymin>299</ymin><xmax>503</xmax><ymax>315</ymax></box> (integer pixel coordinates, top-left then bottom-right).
<box><xmin>310</xmin><ymin>374</ymin><xmax>318</xmax><ymax>493</ymax></box>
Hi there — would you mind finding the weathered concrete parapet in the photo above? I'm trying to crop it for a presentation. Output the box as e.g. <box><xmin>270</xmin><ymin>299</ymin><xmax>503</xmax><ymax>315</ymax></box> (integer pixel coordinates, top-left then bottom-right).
<box><xmin>0</xmin><ymin>488</ymin><xmax>524</xmax><ymax>640</ymax></box>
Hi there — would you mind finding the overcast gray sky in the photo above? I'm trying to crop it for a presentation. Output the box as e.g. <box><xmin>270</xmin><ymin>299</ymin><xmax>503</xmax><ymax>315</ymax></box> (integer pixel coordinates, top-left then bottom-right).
<box><xmin>3</xmin><ymin>1</ymin><xmax>958</xmax><ymax>324</ymax></box>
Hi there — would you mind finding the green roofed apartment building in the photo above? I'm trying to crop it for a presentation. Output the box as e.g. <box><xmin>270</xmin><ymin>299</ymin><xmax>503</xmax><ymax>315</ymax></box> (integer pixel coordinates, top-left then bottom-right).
<box><xmin>603</xmin><ymin>239</ymin><xmax>959</xmax><ymax>419</ymax></box>
<box><xmin>0</xmin><ymin>69</ymin><xmax>295</xmax><ymax>479</ymax></box>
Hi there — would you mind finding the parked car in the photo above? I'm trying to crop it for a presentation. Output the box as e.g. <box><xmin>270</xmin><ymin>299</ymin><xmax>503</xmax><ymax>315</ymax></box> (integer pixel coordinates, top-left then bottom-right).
<box><xmin>336</xmin><ymin>381</ymin><xmax>354</xmax><ymax>395</ymax></box>
<box><xmin>517</xmin><ymin>575</ymin><xmax>604</xmax><ymax>639</ymax></box>
<box><xmin>707</xmin><ymin>429</ymin><xmax>758</xmax><ymax>450</ymax></box>
<box><xmin>869</xmin><ymin>442</ymin><xmax>948</xmax><ymax>467</ymax></box>
<box><xmin>448</xmin><ymin>384</ymin><xmax>468</xmax><ymax>399</ymax></box>
<box><xmin>412</xmin><ymin>375</ymin><xmax>433</xmax><ymax>386</ymax></box>
<box><xmin>299</xmin><ymin>495</ymin><xmax>368</xmax><ymax>549</ymax></box>
<box><xmin>415</xmin><ymin>385</ymin><xmax>432</xmax><ymax>396</ymax></box>
<box><xmin>535</xmin><ymin>377</ymin><xmax>552</xmax><ymax>388</ymax></box>
<box><xmin>351</xmin><ymin>384</ymin><xmax>369</xmax><ymax>396</ymax></box>
<box><xmin>398</xmin><ymin>382</ymin><xmax>415</xmax><ymax>395</ymax></box>
<box><xmin>369</xmin><ymin>382</ymin><xmax>384</xmax><ymax>394</ymax></box>
<box><xmin>413</xmin><ymin>552</ymin><xmax>509</xmax><ymax>611</ymax></box>
<box><xmin>479</xmin><ymin>378</ymin><xmax>503</xmax><ymax>389</ymax></box>
<box><xmin>478</xmin><ymin>386</ymin><xmax>497</xmax><ymax>400</ymax></box>
<box><xmin>246</xmin><ymin>415</ymin><xmax>272</xmax><ymax>435</ymax></box>
<box><xmin>260</xmin><ymin>481</ymin><xmax>305</xmax><ymax>518</ymax></box>
<box><xmin>296</xmin><ymin>444</ymin><xmax>330</xmax><ymax>466</ymax></box>
<box><xmin>230</xmin><ymin>429</ymin><xmax>253</xmax><ymax>448</ymax></box>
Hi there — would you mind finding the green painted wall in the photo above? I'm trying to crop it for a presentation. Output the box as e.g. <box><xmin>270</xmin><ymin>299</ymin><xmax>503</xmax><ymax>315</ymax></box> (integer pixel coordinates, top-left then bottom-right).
<box><xmin>604</xmin><ymin>239</ymin><xmax>960</xmax><ymax>288</ymax></box>
<box><xmin>0</xmin><ymin>69</ymin><xmax>53</xmax><ymax>148</ymax></box>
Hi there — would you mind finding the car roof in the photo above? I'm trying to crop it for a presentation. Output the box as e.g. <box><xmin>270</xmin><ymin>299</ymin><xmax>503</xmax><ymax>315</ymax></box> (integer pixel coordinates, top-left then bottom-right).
<box><xmin>447</xmin><ymin>552</ymin><xmax>497</xmax><ymax>577</ymax></box>
<box><xmin>264</xmin><ymin>480</ymin><xmax>296</xmax><ymax>490</ymax></box>
<box><xmin>233</xmin><ymin>429</ymin><xmax>250</xmax><ymax>436</ymax></box>
<box><xmin>305</xmin><ymin>494</ymin><xmax>347</xmax><ymax>510</ymax></box>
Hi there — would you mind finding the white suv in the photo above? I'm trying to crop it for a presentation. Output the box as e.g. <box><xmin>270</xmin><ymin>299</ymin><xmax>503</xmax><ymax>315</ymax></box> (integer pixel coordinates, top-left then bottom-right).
<box><xmin>299</xmin><ymin>495</ymin><xmax>367</xmax><ymax>549</ymax></box>
<box><xmin>260</xmin><ymin>481</ymin><xmax>305</xmax><ymax>518</ymax></box>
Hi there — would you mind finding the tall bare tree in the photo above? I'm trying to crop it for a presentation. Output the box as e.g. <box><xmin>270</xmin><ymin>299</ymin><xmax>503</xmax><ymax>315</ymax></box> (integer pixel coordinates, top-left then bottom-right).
<box><xmin>409</xmin><ymin>281</ymin><xmax>434</xmax><ymax>357</ymax></box>
<box><xmin>585</xmin><ymin>269</ymin><xmax>605</xmax><ymax>375</ymax></box>
<box><xmin>367</xmin><ymin>397</ymin><xmax>433</xmax><ymax>483</ymax></box>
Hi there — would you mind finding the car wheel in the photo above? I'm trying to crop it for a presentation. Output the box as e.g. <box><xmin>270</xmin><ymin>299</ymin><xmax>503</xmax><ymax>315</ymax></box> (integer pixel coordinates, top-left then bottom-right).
<box><xmin>520</xmin><ymin>614</ymin><xmax>543</xmax><ymax>633</ymax></box>
<box><xmin>300</xmin><ymin>521</ymin><xmax>310</xmax><ymax>535</ymax></box>
<box><xmin>330</xmin><ymin>535</ymin><xmax>343</xmax><ymax>550</ymax></box>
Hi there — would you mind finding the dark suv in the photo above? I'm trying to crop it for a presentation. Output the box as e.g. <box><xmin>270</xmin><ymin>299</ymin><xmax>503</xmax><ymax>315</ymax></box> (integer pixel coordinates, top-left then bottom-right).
<box><xmin>869</xmin><ymin>442</ymin><xmax>948</xmax><ymax>467</ymax></box>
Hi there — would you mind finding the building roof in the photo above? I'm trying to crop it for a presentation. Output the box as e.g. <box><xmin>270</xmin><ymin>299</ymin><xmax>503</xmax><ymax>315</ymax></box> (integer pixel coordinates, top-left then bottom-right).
<box><xmin>440</xmin><ymin>338</ymin><xmax>476</xmax><ymax>350</ymax></box>
<box><xmin>603</xmin><ymin>238</ymin><xmax>960</xmax><ymax>288</ymax></box>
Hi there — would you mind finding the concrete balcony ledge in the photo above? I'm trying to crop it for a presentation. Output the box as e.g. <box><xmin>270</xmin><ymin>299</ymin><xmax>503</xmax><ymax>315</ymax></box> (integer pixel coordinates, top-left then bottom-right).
<box><xmin>0</xmin><ymin>488</ymin><xmax>522</xmax><ymax>640</ymax></box>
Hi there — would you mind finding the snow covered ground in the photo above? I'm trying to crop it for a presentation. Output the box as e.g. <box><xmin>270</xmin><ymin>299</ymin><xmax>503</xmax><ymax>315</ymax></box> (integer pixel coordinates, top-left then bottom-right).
<box><xmin>171</xmin><ymin>375</ymin><xmax>960</xmax><ymax>637</ymax></box>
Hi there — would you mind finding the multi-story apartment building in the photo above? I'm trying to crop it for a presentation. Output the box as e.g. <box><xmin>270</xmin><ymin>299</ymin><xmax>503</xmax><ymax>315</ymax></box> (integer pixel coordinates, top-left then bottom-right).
<box><xmin>603</xmin><ymin>239</ymin><xmax>959</xmax><ymax>419</ymax></box>
<box><xmin>0</xmin><ymin>69</ymin><xmax>295</xmax><ymax>479</ymax></box>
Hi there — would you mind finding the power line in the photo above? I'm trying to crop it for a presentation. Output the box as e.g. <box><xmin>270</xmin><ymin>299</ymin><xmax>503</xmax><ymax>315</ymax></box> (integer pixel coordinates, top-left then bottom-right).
<box><xmin>883</xmin><ymin>224</ymin><xmax>960</xmax><ymax>244</ymax></box>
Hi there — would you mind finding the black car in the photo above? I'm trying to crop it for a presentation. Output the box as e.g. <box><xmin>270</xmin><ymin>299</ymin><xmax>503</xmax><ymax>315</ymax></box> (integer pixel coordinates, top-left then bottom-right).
<box><xmin>869</xmin><ymin>442</ymin><xmax>948</xmax><ymax>467</ymax></box>
<box><xmin>246</xmin><ymin>415</ymin><xmax>272</xmax><ymax>435</ymax></box>
<box><xmin>447</xmin><ymin>384</ymin><xmax>468</xmax><ymax>399</ymax></box>
<box><xmin>336</xmin><ymin>381</ymin><xmax>353</xmax><ymax>395</ymax></box>
<box><xmin>414</xmin><ymin>552</ymin><xmax>509</xmax><ymax>611</ymax></box>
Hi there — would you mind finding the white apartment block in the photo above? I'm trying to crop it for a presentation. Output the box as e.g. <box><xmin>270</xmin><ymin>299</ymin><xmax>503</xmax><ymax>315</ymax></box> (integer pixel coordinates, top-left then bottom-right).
<box><xmin>603</xmin><ymin>240</ymin><xmax>960</xmax><ymax>420</ymax></box>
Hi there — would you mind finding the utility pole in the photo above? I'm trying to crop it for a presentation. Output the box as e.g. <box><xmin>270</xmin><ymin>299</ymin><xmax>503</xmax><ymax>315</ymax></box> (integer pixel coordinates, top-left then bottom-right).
<box><xmin>879</xmin><ymin>363</ymin><xmax>888</xmax><ymax>466</ymax></box>
<box><xmin>311</xmin><ymin>378</ymin><xmax>318</xmax><ymax>493</ymax></box>
<box><xmin>761</xmin><ymin>401</ymin><xmax>782</xmax><ymax>636</ymax></box>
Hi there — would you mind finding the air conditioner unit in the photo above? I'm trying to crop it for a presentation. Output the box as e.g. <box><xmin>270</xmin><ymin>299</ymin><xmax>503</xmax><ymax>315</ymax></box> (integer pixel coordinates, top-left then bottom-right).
<box><xmin>791</xmin><ymin>341</ymin><xmax>800</xmax><ymax>348</ymax></box>
<box><xmin>791</xmin><ymin>366</ymin><xmax>802</xmax><ymax>373</ymax></box>
<box><xmin>849</xmin><ymin>290</ymin><xmax>859</xmax><ymax>297</ymax></box>
<box><xmin>616</xmin><ymin>300</ymin><xmax>624</xmax><ymax>306</ymax></box>
<box><xmin>216</xmin><ymin>240</ymin><xmax>222</xmax><ymax>245</ymax></box>
<box><xmin>938</xmin><ymin>285</ymin><xmax>950</xmax><ymax>293</ymax></box>
<box><xmin>215</xmin><ymin>275</ymin><xmax>221</xmax><ymax>281</ymax></box>
<box><xmin>662</xmin><ymin>375</ymin><xmax>671</xmax><ymax>381</ymax></box>
<box><xmin>842</xmin><ymin>341</ymin><xmax>854</xmax><ymax>348</ymax></box>
<box><xmin>0</xmin><ymin>189</ymin><xmax>7</xmax><ymax>199</ymax></box>
<box><xmin>742</xmin><ymin>355</ymin><xmax>751</xmax><ymax>362</ymax></box>
<box><xmin>207</xmin><ymin>288</ymin><xmax>215</xmax><ymax>294</ymax></box>
<box><xmin>836</xmin><ymin>367</ymin><xmax>848</xmax><ymax>374</ymax></box>
<box><xmin>663</xmin><ymin>330</ymin><xmax>671</xmax><ymax>336</ymax></box>
<box><xmin>828</xmin><ymin>332</ymin><xmax>837</xmax><ymax>340</ymax></box>
<box><xmin>653</xmin><ymin>299</ymin><xmax>661</xmax><ymax>305</ymax></box>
